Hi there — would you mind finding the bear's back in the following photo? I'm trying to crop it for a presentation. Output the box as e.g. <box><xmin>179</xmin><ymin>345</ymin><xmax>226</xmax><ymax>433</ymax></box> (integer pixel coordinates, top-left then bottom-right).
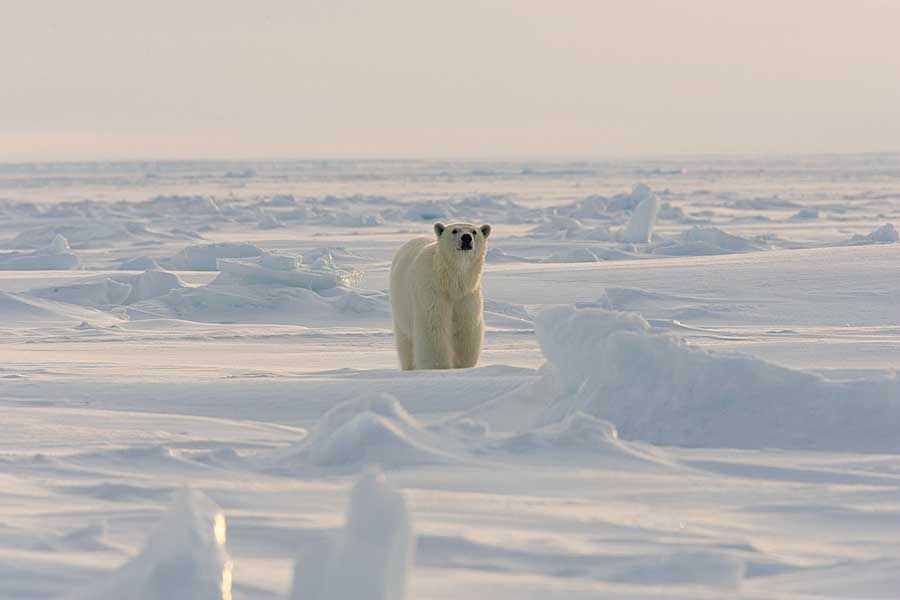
<box><xmin>389</xmin><ymin>237</ymin><xmax>434</xmax><ymax>336</ymax></box>
<box><xmin>391</xmin><ymin>237</ymin><xmax>433</xmax><ymax>278</ymax></box>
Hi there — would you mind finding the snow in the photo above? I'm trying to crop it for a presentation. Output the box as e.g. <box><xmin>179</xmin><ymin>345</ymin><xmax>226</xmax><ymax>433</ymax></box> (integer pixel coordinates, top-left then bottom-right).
<box><xmin>0</xmin><ymin>234</ymin><xmax>80</xmax><ymax>270</ymax></box>
<box><xmin>616</xmin><ymin>186</ymin><xmax>660</xmax><ymax>243</ymax></box>
<box><xmin>72</xmin><ymin>488</ymin><xmax>232</xmax><ymax>600</ymax></box>
<box><xmin>215</xmin><ymin>253</ymin><xmax>360</xmax><ymax>290</ymax></box>
<box><xmin>289</xmin><ymin>467</ymin><xmax>414</xmax><ymax>600</ymax></box>
<box><xmin>844</xmin><ymin>222</ymin><xmax>899</xmax><ymax>244</ymax></box>
<box><xmin>170</xmin><ymin>243</ymin><xmax>264</xmax><ymax>271</ymax></box>
<box><xmin>280</xmin><ymin>393</ymin><xmax>458</xmax><ymax>468</ymax></box>
<box><xmin>532</xmin><ymin>306</ymin><xmax>900</xmax><ymax>451</ymax></box>
<box><xmin>652</xmin><ymin>226</ymin><xmax>767</xmax><ymax>255</ymax></box>
<box><xmin>1</xmin><ymin>156</ymin><xmax>899</xmax><ymax>600</ymax></box>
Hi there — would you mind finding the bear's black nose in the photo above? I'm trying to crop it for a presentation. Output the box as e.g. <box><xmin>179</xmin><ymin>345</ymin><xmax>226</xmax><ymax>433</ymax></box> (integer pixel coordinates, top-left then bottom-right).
<box><xmin>460</xmin><ymin>233</ymin><xmax>473</xmax><ymax>249</ymax></box>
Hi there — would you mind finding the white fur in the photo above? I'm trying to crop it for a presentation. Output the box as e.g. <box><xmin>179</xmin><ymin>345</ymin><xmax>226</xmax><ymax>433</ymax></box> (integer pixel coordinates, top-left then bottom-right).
<box><xmin>389</xmin><ymin>222</ymin><xmax>491</xmax><ymax>370</ymax></box>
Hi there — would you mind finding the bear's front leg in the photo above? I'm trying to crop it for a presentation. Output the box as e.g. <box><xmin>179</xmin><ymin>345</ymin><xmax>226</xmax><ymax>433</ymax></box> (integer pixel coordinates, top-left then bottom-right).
<box><xmin>453</xmin><ymin>292</ymin><xmax>484</xmax><ymax>369</ymax></box>
<box><xmin>413</xmin><ymin>301</ymin><xmax>454</xmax><ymax>369</ymax></box>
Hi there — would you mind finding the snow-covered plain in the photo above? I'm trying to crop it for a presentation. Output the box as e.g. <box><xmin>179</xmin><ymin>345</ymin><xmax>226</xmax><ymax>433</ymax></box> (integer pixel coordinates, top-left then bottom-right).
<box><xmin>1</xmin><ymin>156</ymin><xmax>899</xmax><ymax>599</ymax></box>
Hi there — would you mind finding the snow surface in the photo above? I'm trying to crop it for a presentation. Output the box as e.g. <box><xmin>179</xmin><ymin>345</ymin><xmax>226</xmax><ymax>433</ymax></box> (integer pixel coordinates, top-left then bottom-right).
<box><xmin>1</xmin><ymin>156</ymin><xmax>899</xmax><ymax>599</ymax></box>
<box><xmin>71</xmin><ymin>488</ymin><xmax>232</xmax><ymax>600</ymax></box>
<box><xmin>289</xmin><ymin>467</ymin><xmax>414</xmax><ymax>600</ymax></box>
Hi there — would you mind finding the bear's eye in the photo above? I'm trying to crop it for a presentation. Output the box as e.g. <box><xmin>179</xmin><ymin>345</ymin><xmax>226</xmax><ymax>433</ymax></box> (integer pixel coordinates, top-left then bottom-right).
<box><xmin>472</xmin><ymin>230</ymin><xmax>477</xmax><ymax>235</ymax></box>
<box><xmin>452</xmin><ymin>229</ymin><xmax>458</xmax><ymax>234</ymax></box>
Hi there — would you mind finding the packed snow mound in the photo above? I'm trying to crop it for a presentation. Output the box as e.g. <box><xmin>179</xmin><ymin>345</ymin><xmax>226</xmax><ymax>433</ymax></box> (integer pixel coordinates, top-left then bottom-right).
<box><xmin>652</xmin><ymin>226</ymin><xmax>767</xmax><ymax>256</ymax></box>
<box><xmin>215</xmin><ymin>251</ymin><xmax>360</xmax><ymax>290</ymax></box>
<box><xmin>609</xmin><ymin>183</ymin><xmax>656</xmax><ymax>211</ymax></box>
<box><xmin>29</xmin><ymin>278</ymin><xmax>132</xmax><ymax>307</ymax></box>
<box><xmin>290</xmin><ymin>467</ymin><xmax>415</xmax><ymax>600</ymax></box>
<box><xmin>123</xmin><ymin>270</ymin><xmax>187</xmax><ymax>304</ymax></box>
<box><xmin>616</xmin><ymin>187</ymin><xmax>660</xmax><ymax>243</ymax></box>
<box><xmin>843</xmin><ymin>223</ymin><xmax>899</xmax><ymax>245</ymax></box>
<box><xmin>256</xmin><ymin>208</ymin><xmax>284</xmax><ymax>229</ymax></box>
<box><xmin>126</xmin><ymin>279</ymin><xmax>388</xmax><ymax>325</ymax></box>
<box><xmin>11</xmin><ymin>222</ymin><xmax>146</xmax><ymax>249</ymax></box>
<box><xmin>545</xmin><ymin>247</ymin><xmax>601</xmax><ymax>263</ymax></box>
<box><xmin>529</xmin><ymin>186</ymin><xmax>660</xmax><ymax>243</ymax></box>
<box><xmin>144</xmin><ymin>195</ymin><xmax>221</xmax><ymax>215</ymax></box>
<box><xmin>534</xmin><ymin>306</ymin><xmax>900</xmax><ymax>452</ymax></box>
<box><xmin>554</xmin><ymin>183</ymin><xmax>657</xmax><ymax>219</ymax></box>
<box><xmin>490</xmin><ymin>412</ymin><xmax>673</xmax><ymax>467</ymax></box>
<box><xmin>168</xmin><ymin>243</ymin><xmax>263</xmax><ymax>270</ymax></box>
<box><xmin>285</xmin><ymin>393</ymin><xmax>457</xmax><ymax>468</ymax></box>
<box><xmin>0</xmin><ymin>234</ymin><xmax>80</xmax><ymax>270</ymax></box>
<box><xmin>483</xmin><ymin>298</ymin><xmax>533</xmax><ymax>327</ymax></box>
<box><xmin>72</xmin><ymin>488</ymin><xmax>232</xmax><ymax>600</ymax></box>
<box><xmin>529</xmin><ymin>217</ymin><xmax>612</xmax><ymax>241</ymax></box>
<box><xmin>27</xmin><ymin>270</ymin><xmax>185</xmax><ymax>308</ymax></box>
<box><xmin>0</xmin><ymin>291</ymin><xmax>121</xmax><ymax>326</ymax></box>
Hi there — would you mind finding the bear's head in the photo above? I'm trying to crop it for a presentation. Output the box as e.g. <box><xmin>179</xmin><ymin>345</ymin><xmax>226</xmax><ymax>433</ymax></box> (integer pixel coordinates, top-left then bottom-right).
<box><xmin>433</xmin><ymin>222</ymin><xmax>491</xmax><ymax>263</ymax></box>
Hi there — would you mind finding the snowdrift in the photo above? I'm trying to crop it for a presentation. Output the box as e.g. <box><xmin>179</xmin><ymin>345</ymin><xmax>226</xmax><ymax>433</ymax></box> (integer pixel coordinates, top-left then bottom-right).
<box><xmin>28</xmin><ymin>270</ymin><xmax>186</xmax><ymax>308</ymax></box>
<box><xmin>168</xmin><ymin>243</ymin><xmax>263</xmax><ymax>271</ymax></box>
<box><xmin>215</xmin><ymin>250</ymin><xmax>361</xmax><ymax>290</ymax></box>
<box><xmin>118</xmin><ymin>250</ymin><xmax>377</xmax><ymax>325</ymax></box>
<box><xmin>530</xmin><ymin>184</ymin><xmax>661</xmax><ymax>243</ymax></box>
<box><xmin>533</xmin><ymin>306</ymin><xmax>900</xmax><ymax>452</ymax></box>
<box><xmin>841</xmin><ymin>223</ymin><xmax>899</xmax><ymax>245</ymax></box>
<box><xmin>616</xmin><ymin>186</ymin><xmax>660</xmax><ymax>243</ymax></box>
<box><xmin>487</xmin><ymin>412</ymin><xmax>674</xmax><ymax>468</ymax></box>
<box><xmin>652</xmin><ymin>226</ymin><xmax>768</xmax><ymax>256</ymax></box>
<box><xmin>0</xmin><ymin>290</ymin><xmax>122</xmax><ymax>326</ymax></box>
<box><xmin>290</xmin><ymin>467</ymin><xmax>415</xmax><ymax>600</ymax></box>
<box><xmin>274</xmin><ymin>393</ymin><xmax>459</xmax><ymax>469</ymax></box>
<box><xmin>0</xmin><ymin>234</ymin><xmax>80</xmax><ymax>270</ymax></box>
<box><xmin>71</xmin><ymin>488</ymin><xmax>232</xmax><ymax>600</ymax></box>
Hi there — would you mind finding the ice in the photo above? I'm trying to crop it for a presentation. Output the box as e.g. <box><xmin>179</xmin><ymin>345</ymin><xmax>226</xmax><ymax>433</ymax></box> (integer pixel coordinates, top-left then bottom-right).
<box><xmin>215</xmin><ymin>253</ymin><xmax>360</xmax><ymax>290</ymax></box>
<box><xmin>545</xmin><ymin>247</ymin><xmax>601</xmax><ymax>262</ymax></box>
<box><xmin>256</xmin><ymin>208</ymin><xmax>284</xmax><ymax>229</ymax></box>
<box><xmin>126</xmin><ymin>277</ymin><xmax>387</xmax><ymax>325</ymax></box>
<box><xmin>608</xmin><ymin>183</ymin><xmax>655</xmax><ymax>211</ymax></box>
<box><xmin>12</xmin><ymin>223</ymin><xmax>141</xmax><ymax>249</ymax></box>
<box><xmin>72</xmin><ymin>488</ymin><xmax>232</xmax><ymax>600</ymax></box>
<box><xmin>534</xmin><ymin>306</ymin><xmax>900</xmax><ymax>452</ymax></box>
<box><xmin>0</xmin><ymin>290</ymin><xmax>121</xmax><ymax>325</ymax></box>
<box><xmin>0</xmin><ymin>234</ymin><xmax>80</xmax><ymax>270</ymax></box>
<box><xmin>145</xmin><ymin>195</ymin><xmax>221</xmax><ymax>215</ymax></box>
<box><xmin>50</xmin><ymin>234</ymin><xmax>70</xmax><ymax>254</ymax></box>
<box><xmin>844</xmin><ymin>223</ymin><xmax>899</xmax><ymax>244</ymax></box>
<box><xmin>123</xmin><ymin>270</ymin><xmax>186</xmax><ymax>304</ymax></box>
<box><xmin>26</xmin><ymin>270</ymin><xmax>184</xmax><ymax>308</ymax></box>
<box><xmin>652</xmin><ymin>226</ymin><xmax>767</xmax><ymax>255</ymax></box>
<box><xmin>289</xmin><ymin>467</ymin><xmax>415</xmax><ymax>600</ymax></box>
<box><xmin>616</xmin><ymin>187</ymin><xmax>660</xmax><ymax>243</ymax></box>
<box><xmin>29</xmin><ymin>278</ymin><xmax>132</xmax><ymax>307</ymax></box>
<box><xmin>169</xmin><ymin>242</ymin><xmax>263</xmax><ymax>271</ymax></box>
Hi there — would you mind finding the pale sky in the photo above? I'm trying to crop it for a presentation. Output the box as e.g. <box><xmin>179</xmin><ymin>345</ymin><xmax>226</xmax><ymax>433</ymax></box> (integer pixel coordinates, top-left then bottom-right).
<box><xmin>2</xmin><ymin>0</ymin><xmax>899</xmax><ymax>161</ymax></box>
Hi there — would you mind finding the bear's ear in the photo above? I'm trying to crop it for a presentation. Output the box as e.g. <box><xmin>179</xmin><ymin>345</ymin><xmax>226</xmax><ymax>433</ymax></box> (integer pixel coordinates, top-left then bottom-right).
<box><xmin>480</xmin><ymin>224</ymin><xmax>492</xmax><ymax>239</ymax></box>
<box><xmin>434</xmin><ymin>222</ymin><xmax>446</xmax><ymax>238</ymax></box>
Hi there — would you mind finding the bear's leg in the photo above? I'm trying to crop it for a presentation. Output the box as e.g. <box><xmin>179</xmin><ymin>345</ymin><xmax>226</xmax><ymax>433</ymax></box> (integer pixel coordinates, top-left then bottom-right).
<box><xmin>413</xmin><ymin>310</ymin><xmax>453</xmax><ymax>369</ymax></box>
<box><xmin>452</xmin><ymin>295</ymin><xmax>484</xmax><ymax>368</ymax></box>
<box><xmin>395</xmin><ymin>331</ymin><xmax>415</xmax><ymax>370</ymax></box>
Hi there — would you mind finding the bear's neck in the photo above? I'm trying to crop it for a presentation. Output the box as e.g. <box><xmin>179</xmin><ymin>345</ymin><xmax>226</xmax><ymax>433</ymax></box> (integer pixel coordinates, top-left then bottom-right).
<box><xmin>434</xmin><ymin>251</ymin><xmax>483</xmax><ymax>298</ymax></box>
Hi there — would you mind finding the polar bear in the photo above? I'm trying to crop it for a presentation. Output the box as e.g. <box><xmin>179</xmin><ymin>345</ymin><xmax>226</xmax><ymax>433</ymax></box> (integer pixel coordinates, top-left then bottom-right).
<box><xmin>390</xmin><ymin>222</ymin><xmax>491</xmax><ymax>370</ymax></box>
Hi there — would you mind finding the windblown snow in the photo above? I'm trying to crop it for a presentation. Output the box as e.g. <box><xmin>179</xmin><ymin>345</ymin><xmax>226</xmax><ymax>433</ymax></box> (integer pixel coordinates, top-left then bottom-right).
<box><xmin>1</xmin><ymin>157</ymin><xmax>899</xmax><ymax>600</ymax></box>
